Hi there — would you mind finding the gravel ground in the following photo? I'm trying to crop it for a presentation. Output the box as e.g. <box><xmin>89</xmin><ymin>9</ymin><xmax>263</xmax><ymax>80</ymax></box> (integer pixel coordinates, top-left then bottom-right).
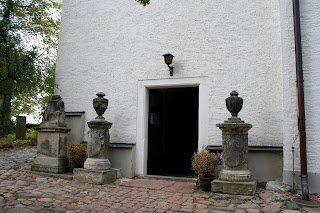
<box><xmin>0</xmin><ymin>147</ymin><xmax>36</xmax><ymax>172</ymax></box>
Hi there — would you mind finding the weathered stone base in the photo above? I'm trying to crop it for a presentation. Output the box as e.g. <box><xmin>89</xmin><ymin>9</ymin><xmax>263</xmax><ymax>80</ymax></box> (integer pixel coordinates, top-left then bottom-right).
<box><xmin>219</xmin><ymin>169</ymin><xmax>252</xmax><ymax>181</ymax></box>
<box><xmin>31</xmin><ymin>164</ymin><xmax>68</xmax><ymax>174</ymax></box>
<box><xmin>84</xmin><ymin>158</ymin><xmax>111</xmax><ymax>170</ymax></box>
<box><xmin>31</xmin><ymin>156</ymin><xmax>69</xmax><ymax>174</ymax></box>
<box><xmin>211</xmin><ymin>179</ymin><xmax>257</xmax><ymax>196</ymax></box>
<box><xmin>73</xmin><ymin>168</ymin><xmax>117</xmax><ymax>184</ymax></box>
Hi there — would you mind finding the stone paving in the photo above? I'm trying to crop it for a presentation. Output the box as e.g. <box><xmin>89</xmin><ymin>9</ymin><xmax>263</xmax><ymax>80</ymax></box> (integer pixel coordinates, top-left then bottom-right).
<box><xmin>0</xmin><ymin>148</ymin><xmax>36</xmax><ymax>171</ymax></box>
<box><xmin>0</xmin><ymin>148</ymin><xmax>320</xmax><ymax>213</ymax></box>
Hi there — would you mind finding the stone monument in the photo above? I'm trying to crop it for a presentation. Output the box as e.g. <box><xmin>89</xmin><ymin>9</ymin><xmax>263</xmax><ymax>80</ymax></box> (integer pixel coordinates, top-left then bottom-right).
<box><xmin>74</xmin><ymin>92</ymin><xmax>117</xmax><ymax>184</ymax></box>
<box><xmin>31</xmin><ymin>95</ymin><xmax>71</xmax><ymax>173</ymax></box>
<box><xmin>16</xmin><ymin>116</ymin><xmax>26</xmax><ymax>140</ymax></box>
<box><xmin>211</xmin><ymin>91</ymin><xmax>257</xmax><ymax>195</ymax></box>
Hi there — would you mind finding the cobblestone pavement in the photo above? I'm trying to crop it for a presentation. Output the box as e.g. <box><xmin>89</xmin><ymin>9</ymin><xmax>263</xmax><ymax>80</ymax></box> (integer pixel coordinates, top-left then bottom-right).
<box><xmin>0</xmin><ymin>148</ymin><xmax>36</xmax><ymax>172</ymax></box>
<box><xmin>0</xmin><ymin>148</ymin><xmax>320</xmax><ymax>213</ymax></box>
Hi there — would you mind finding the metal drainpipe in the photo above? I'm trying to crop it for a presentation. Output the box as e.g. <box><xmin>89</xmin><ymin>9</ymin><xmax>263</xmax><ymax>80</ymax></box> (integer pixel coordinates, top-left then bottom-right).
<box><xmin>292</xmin><ymin>0</ymin><xmax>309</xmax><ymax>201</ymax></box>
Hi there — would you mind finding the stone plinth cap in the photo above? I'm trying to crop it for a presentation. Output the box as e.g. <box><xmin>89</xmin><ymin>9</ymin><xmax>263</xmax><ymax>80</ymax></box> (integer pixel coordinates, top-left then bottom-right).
<box><xmin>216</xmin><ymin>122</ymin><xmax>252</xmax><ymax>131</ymax></box>
<box><xmin>36</xmin><ymin>126</ymin><xmax>71</xmax><ymax>133</ymax></box>
<box><xmin>87</xmin><ymin>119</ymin><xmax>112</xmax><ymax>129</ymax></box>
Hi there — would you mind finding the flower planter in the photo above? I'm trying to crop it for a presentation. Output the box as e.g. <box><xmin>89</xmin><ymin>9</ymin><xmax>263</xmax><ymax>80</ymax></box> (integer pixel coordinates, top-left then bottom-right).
<box><xmin>69</xmin><ymin>161</ymin><xmax>83</xmax><ymax>172</ymax></box>
<box><xmin>199</xmin><ymin>177</ymin><xmax>215</xmax><ymax>191</ymax></box>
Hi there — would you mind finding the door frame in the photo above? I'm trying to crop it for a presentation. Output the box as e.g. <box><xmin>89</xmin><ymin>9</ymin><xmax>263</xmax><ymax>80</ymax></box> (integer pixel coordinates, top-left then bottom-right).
<box><xmin>136</xmin><ymin>77</ymin><xmax>209</xmax><ymax>176</ymax></box>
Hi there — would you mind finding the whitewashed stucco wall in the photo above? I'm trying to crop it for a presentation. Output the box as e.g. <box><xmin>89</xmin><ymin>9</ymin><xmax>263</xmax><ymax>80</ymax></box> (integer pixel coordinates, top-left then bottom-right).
<box><xmin>56</xmin><ymin>0</ymin><xmax>283</xmax><ymax>146</ymax></box>
<box><xmin>280</xmin><ymin>0</ymin><xmax>300</xmax><ymax>179</ymax></box>
<box><xmin>300</xmin><ymin>0</ymin><xmax>320</xmax><ymax>176</ymax></box>
<box><xmin>55</xmin><ymin>0</ymin><xmax>284</xmax><ymax>176</ymax></box>
<box><xmin>280</xmin><ymin>0</ymin><xmax>320</xmax><ymax>193</ymax></box>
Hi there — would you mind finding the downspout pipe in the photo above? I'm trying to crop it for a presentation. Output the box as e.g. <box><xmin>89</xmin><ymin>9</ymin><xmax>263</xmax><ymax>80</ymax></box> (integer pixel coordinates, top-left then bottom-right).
<box><xmin>292</xmin><ymin>0</ymin><xmax>309</xmax><ymax>201</ymax></box>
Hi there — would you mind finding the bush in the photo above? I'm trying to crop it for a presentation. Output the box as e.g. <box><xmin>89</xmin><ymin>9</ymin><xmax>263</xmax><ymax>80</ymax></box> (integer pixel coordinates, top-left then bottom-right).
<box><xmin>26</xmin><ymin>129</ymin><xmax>38</xmax><ymax>140</ymax></box>
<box><xmin>7</xmin><ymin>134</ymin><xmax>16</xmax><ymax>140</ymax></box>
<box><xmin>9</xmin><ymin>120</ymin><xmax>16</xmax><ymax>134</ymax></box>
<box><xmin>67</xmin><ymin>142</ymin><xmax>87</xmax><ymax>163</ymax></box>
<box><xmin>191</xmin><ymin>146</ymin><xmax>218</xmax><ymax>178</ymax></box>
<box><xmin>30</xmin><ymin>129</ymin><xmax>38</xmax><ymax>138</ymax></box>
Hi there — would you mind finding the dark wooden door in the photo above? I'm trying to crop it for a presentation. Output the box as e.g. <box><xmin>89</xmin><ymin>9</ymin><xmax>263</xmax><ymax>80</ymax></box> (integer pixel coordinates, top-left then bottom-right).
<box><xmin>147</xmin><ymin>87</ymin><xmax>199</xmax><ymax>176</ymax></box>
<box><xmin>147</xmin><ymin>89</ymin><xmax>165</xmax><ymax>174</ymax></box>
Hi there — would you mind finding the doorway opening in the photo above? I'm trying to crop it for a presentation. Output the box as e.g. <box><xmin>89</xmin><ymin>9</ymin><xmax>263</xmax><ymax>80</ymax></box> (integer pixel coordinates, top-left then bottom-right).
<box><xmin>147</xmin><ymin>87</ymin><xmax>199</xmax><ymax>177</ymax></box>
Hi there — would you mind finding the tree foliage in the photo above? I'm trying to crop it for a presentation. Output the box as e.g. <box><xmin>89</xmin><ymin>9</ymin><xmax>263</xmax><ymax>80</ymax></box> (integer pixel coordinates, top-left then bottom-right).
<box><xmin>136</xmin><ymin>0</ymin><xmax>150</xmax><ymax>7</ymax></box>
<box><xmin>0</xmin><ymin>0</ymin><xmax>61</xmax><ymax>134</ymax></box>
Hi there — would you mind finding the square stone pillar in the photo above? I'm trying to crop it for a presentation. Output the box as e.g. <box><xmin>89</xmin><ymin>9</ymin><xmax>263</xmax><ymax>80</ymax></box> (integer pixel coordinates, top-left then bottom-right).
<box><xmin>31</xmin><ymin>127</ymin><xmax>71</xmax><ymax>173</ymax></box>
<box><xmin>211</xmin><ymin>122</ymin><xmax>257</xmax><ymax>195</ymax></box>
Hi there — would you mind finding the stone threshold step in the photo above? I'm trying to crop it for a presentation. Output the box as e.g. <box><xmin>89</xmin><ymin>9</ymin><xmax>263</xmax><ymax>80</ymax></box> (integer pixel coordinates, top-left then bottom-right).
<box><xmin>144</xmin><ymin>174</ymin><xmax>197</xmax><ymax>183</ymax></box>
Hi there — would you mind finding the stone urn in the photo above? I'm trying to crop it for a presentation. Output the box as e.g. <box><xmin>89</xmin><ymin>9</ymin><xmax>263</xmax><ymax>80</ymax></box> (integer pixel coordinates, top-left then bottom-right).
<box><xmin>93</xmin><ymin>92</ymin><xmax>108</xmax><ymax>119</ymax></box>
<box><xmin>226</xmin><ymin>91</ymin><xmax>243</xmax><ymax>118</ymax></box>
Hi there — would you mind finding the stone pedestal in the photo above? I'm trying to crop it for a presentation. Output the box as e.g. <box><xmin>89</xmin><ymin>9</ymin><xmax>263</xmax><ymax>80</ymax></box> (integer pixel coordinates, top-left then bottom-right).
<box><xmin>211</xmin><ymin>91</ymin><xmax>257</xmax><ymax>195</ymax></box>
<box><xmin>74</xmin><ymin>168</ymin><xmax>117</xmax><ymax>184</ymax></box>
<box><xmin>74</xmin><ymin>92</ymin><xmax>117</xmax><ymax>184</ymax></box>
<box><xmin>84</xmin><ymin>158</ymin><xmax>111</xmax><ymax>170</ymax></box>
<box><xmin>211</xmin><ymin>179</ymin><xmax>257</xmax><ymax>195</ymax></box>
<box><xmin>31</xmin><ymin>127</ymin><xmax>71</xmax><ymax>173</ymax></box>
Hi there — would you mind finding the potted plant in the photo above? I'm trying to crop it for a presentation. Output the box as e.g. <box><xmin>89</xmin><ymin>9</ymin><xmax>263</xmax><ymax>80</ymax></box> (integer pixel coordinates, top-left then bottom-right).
<box><xmin>192</xmin><ymin>146</ymin><xmax>218</xmax><ymax>191</ymax></box>
<box><xmin>67</xmin><ymin>141</ymin><xmax>87</xmax><ymax>172</ymax></box>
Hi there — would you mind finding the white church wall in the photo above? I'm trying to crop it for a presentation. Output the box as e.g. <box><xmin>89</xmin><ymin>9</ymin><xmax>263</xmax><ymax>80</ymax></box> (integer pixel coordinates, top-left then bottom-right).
<box><xmin>280</xmin><ymin>0</ymin><xmax>300</xmax><ymax>183</ymax></box>
<box><xmin>55</xmin><ymin>0</ymin><xmax>284</xmax><ymax>176</ymax></box>
<box><xmin>300</xmin><ymin>0</ymin><xmax>320</xmax><ymax>182</ymax></box>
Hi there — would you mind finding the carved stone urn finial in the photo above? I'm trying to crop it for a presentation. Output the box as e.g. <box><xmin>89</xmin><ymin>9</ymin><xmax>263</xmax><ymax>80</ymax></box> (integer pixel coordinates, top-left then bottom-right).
<box><xmin>93</xmin><ymin>92</ymin><xmax>108</xmax><ymax>119</ymax></box>
<box><xmin>226</xmin><ymin>91</ymin><xmax>243</xmax><ymax>118</ymax></box>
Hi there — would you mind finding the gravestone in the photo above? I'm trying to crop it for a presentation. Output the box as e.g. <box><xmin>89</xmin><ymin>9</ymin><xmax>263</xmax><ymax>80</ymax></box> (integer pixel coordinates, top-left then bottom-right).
<box><xmin>74</xmin><ymin>92</ymin><xmax>117</xmax><ymax>184</ymax></box>
<box><xmin>16</xmin><ymin>116</ymin><xmax>26</xmax><ymax>140</ymax></box>
<box><xmin>31</xmin><ymin>95</ymin><xmax>71</xmax><ymax>173</ymax></box>
<box><xmin>211</xmin><ymin>91</ymin><xmax>257</xmax><ymax>195</ymax></box>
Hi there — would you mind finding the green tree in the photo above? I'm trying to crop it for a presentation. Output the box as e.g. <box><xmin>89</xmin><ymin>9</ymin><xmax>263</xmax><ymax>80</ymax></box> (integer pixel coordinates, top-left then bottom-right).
<box><xmin>136</xmin><ymin>0</ymin><xmax>150</xmax><ymax>6</ymax></box>
<box><xmin>0</xmin><ymin>0</ymin><xmax>61</xmax><ymax>135</ymax></box>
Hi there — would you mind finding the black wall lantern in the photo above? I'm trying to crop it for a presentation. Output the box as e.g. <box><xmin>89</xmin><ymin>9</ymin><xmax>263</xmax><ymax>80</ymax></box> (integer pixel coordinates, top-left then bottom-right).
<box><xmin>162</xmin><ymin>53</ymin><xmax>174</xmax><ymax>76</ymax></box>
